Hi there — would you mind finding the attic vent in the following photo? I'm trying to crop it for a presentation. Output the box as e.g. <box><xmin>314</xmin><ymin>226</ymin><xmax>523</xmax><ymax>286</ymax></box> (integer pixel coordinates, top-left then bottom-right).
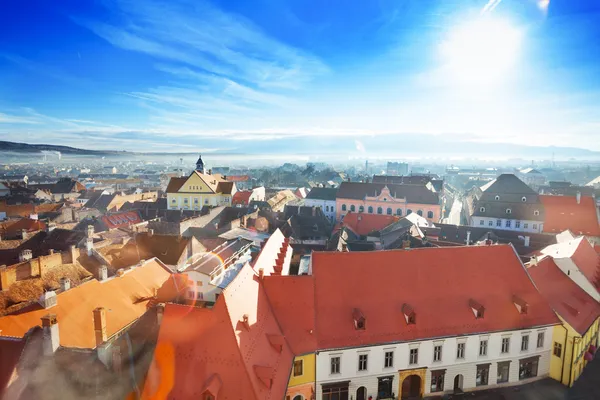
<box><xmin>468</xmin><ymin>299</ymin><xmax>485</xmax><ymax>319</ymax></box>
<box><xmin>495</xmin><ymin>195</ymin><xmax>500</xmax><ymax>201</ymax></box>
<box><xmin>480</xmin><ymin>207</ymin><xmax>485</xmax><ymax>213</ymax></box>
<box><xmin>402</xmin><ymin>303</ymin><xmax>416</xmax><ymax>325</ymax></box>
<box><xmin>522</xmin><ymin>196</ymin><xmax>527</xmax><ymax>202</ymax></box>
<box><xmin>513</xmin><ymin>295</ymin><xmax>528</xmax><ymax>314</ymax></box>
<box><xmin>352</xmin><ymin>308</ymin><xmax>366</xmax><ymax>330</ymax></box>
<box><xmin>534</xmin><ymin>210</ymin><xmax>540</xmax><ymax>216</ymax></box>
<box><xmin>506</xmin><ymin>208</ymin><xmax>512</xmax><ymax>214</ymax></box>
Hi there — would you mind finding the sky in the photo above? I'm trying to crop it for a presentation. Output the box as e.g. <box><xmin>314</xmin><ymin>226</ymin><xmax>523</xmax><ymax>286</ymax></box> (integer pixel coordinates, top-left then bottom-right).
<box><xmin>1</xmin><ymin>0</ymin><xmax>600</xmax><ymax>154</ymax></box>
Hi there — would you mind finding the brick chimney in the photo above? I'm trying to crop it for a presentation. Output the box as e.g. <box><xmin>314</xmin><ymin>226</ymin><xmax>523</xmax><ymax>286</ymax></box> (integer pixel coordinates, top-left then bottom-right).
<box><xmin>41</xmin><ymin>314</ymin><xmax>60</xmax><ymax>355</ymax></box>
<box><xmin>93</xmin><ymin>307</ymin><xmax>107</xmax><ymax>346</ymax></box>
<box><xmin>98</xmin><ymin>265</ymin><xmax>108</xmax><ymax>281</ymax></box>
<box><xmin>19</xmin><ymin>249</ymin><xmax>33</xmax><ymax>262</ymax></box>
<box><xmin>60</xmin><ymin>277</ymin><xmax>71</xmax><ymax>291</ymax></box>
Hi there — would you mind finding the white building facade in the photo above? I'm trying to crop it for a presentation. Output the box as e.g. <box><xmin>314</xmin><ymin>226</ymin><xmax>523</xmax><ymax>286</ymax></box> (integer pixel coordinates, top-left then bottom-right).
<box><xmin>470</xmin><ymin>215</ymin><xmax>544</xmax><ymax>234</ymax></box>
<box><xmin>316</xmin><ymin>326</ymin><xmax>554</xmax><ymax>399</ymax></box>
<box><xmin>304</xmin><ymin>188</ymin><xmax>338</xmax><ymax>223</ymax></box>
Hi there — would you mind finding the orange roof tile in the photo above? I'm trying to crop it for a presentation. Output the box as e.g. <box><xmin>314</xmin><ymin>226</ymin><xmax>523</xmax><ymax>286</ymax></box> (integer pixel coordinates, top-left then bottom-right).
<box><xmin>309</xmin><ymin>245</ymin><xmax>559</xmax><ymax>349</ymax></box>
<box><xmin>529</xmin><ymin>257</ymin><xmax>600</xmax><ymax>335</ymax></box>
<box><xmin>337</xmin><ymin>212</ymin><xmax>399</xmax><ymax>236</ymax></box>
<box><xmin>540</xmin><ymin>195</ymin><xmax>600</xmax><ymax>236</ymax></box>
<box><xmin>0</xmin><ymin>259</ymin><xmax>172</xmax><ymax>349</ymax></box>
<box><xmin>232</xmin><ymin>190</ymin><xmax>252</xmax><ymax>205</ymax></box>
<box><xmin>143</xmin><ymin>264</ymin><xmax>294</xmax><ymax>400</ymax></box>
<box><xmin>3</xmin><ymin>218</ymin><xmax>46</xmax><ymax>235</ymax></box>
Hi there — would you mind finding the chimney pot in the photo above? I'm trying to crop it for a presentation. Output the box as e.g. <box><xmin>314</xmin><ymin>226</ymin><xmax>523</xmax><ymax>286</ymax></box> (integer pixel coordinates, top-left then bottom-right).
<box><xmin>19</xmin><ymin>249</ymin><xmax>33</xmax><ymax>262</ymax></box>
<box><xmin>60</xmin><ymin>277</ymin><xmax>71</xmax><ymax>291</ymax></box>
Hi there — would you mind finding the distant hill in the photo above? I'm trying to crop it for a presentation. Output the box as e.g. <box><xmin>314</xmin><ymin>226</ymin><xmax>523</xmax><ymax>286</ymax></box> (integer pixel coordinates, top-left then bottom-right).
<box><xmin>0</xmin><ymin>141</ymin><xmax>126</xmax><ymax>155</ymax></box>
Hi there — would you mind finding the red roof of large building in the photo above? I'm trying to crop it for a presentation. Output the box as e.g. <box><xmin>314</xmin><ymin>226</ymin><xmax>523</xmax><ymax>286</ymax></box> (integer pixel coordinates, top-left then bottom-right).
<box><xmin>336</xmin><ymin>212</ymin><xmax>399</xmax><ymax>236</ymax></box>
<box><xmin>309</xmin><ymin>245</ymin><xmax>558</xmax><ymax>349</ymax></box>
<box><xmin>232</xmin><ymin>190</ymin><xmax>252</xmax><ymax>205</ymax></box>
<box><xmin>540</xmin><ymin>195</ymin><xmax>600</xmax><ymax>236</ymax></box>
<box><xmin>143</xmin><ymin>264</ymin><xmax>294</xmax><ymax>400</ymax></box>
<box><xmin>529</xmin><ymin>258</ymin><xmax>600</xmax><ymax>335</ymax></box>
<box><xmin>101</xmin><ymin>210</ymin><xmax>142</xmax><ymax>230</ymax></box>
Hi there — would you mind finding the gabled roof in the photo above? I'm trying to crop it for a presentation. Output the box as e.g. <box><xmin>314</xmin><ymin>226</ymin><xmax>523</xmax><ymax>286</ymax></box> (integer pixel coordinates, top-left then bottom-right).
<box><xmin>337</xmin><ymin>182</ymin><xmax>439</xmax><ymax>204</ymax></box>
<box><xmin>305</xmin><ymin>187</ymin><xmax>338</xmax><ymax>201</ymax></box>
<box><xmin>310</xmin><ymin>245</ymin><xmax>559</xmax><ymax>349</ymax></box>
<box><xmin>480</xmin><ymin>174</ymin><xmax>537</xmax><ymax>194</ymax></box>
<box><xmin>143</xmin><ymin>264</ymin><xmax>294</xmax><ymax>400</ymax></box>
<box><xmin>0</xmin><ymin>259</ymin><xmax>173</xmax><ymax>349</ymax></box>
<box><xmin>540</xmin><ymin>195</ymin><xmax>600</xmax><ymax>236</ymax></box>
<box><xmin>338</xmin><ymin>212</ymin><xmax>399</xmax><ymax>236</ymax></box>
<box><xmin>233</xmin><ymin>190</ymin><xmax>253</xmax><ymax>205</ymax></box>
<box><xmin>529</xmin><ymin>258</ymin><xmax>600</xmax><ymax>335</ymax></box>
<box><xmin>101</xmin><ymin>210</ymin><xmax>142</xmax><ymax>230</ymax></box>
<box><xmin>165</xmin><ymin>177</ymin><xmax>187</xmax><ymax>193</ymax></box>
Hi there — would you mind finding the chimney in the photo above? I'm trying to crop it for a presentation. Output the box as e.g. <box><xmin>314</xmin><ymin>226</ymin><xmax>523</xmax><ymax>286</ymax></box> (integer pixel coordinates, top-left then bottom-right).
<box><xmin>524</xmin><ymin>236</ymin><xmax>531</xmax><ymax>247</ymax></box>
<box><xmin>86</xmin><ymin>237</ymin><xmax>93</xmax><ymax>256</ymax></box>
<box><xmin>39</xmin><ymin>291</ymin><xmax>57</xmax><ymax>309</ymax></box>
<box><xmin>98</xmin><ymin>265</ymin><xmax>108</xmax><ymax>281</ymax></box>
<box><xmin>148</xmin><ymin>228</ymin><xmax>154</xmax><ymax>237</ymax></box>
<box><xmin>19</xmin><ymin>249</ymin><xmax>33</xmax><ymax>262</ymax></box>
<box><xmin>466</xmin><ymin>230</ymin><xmax>471</xmax><ymax>246</ymax></box>
<box><xmin>93</xmin><ymin>307</ymin><xmax>108</xmax><ymax>346</ymax></box>
<box><xmin>156</xmin><ymin>303</ymin><xmax>165</xmax><ymax>325</ymax></box>
<box><xmin>530</xmin><ymin>255</ymin><xmax>538</xmax><ymax>267</ymax></box>
<box><xmin>258</xmin><ymin>268</ymin><xmax>264</xmax><ymax>279</ymax></box>
<box><xmin>41</xmin><ymin>314</ymin><xmax>60</xmax><ymax>355</ymax></box>
<box><xmin>69</xmin><ymin>245</ymin><xmax>78</xmax><ymax>264</ymax></box>
<box><xmin>60</xmin><ymin>277</ymin><xmax>71</xmax><ymax>291</ymax></box>
<box><xmin>312</xmin><ymin>206</ymin><xmax>316</xmax><ymax>217</ymax></box>
<box><xmin>576</xmin><ymin>191</ymin><xmax>581</xmax><ymax>204</ymax></box>
<box><xmin>47</xmin><ymin>223</ymin><xmax>56</xmax><ymax>232</ymax></box>
<box><xmin>21</xmin><ymin>229</ymin><xmax>28</xmax><ymax>240</ymax></box>
<box><xmin>87</xmin><ymin>224</ymin><xmax>94</xmax><ymax>238</ymax></box>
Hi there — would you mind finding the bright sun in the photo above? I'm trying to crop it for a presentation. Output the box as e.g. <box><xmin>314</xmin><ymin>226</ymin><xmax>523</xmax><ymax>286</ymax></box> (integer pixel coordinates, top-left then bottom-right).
<box><xmin>441</xmin><ymin>17</ymin><xmax>522</xmax><ymax>84</ymax></box>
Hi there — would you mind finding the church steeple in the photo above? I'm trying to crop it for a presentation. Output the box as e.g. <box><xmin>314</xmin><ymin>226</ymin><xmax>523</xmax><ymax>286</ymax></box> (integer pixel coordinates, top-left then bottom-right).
<box><xmin>195</xmin><ymin>154</ymin><xmax>205</xmax><ymax>174</ymax></box>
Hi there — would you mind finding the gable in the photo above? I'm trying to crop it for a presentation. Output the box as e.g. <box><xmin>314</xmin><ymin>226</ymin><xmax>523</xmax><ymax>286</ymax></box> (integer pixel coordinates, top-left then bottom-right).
<box><xmin>179</xmin><ymin>173</ymin><xmax>216</xmax><ymax>194</ymax></box>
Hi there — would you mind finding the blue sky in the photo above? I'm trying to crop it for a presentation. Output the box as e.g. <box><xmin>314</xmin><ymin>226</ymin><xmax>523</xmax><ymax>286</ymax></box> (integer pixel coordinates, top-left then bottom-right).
<box><xmin>1</xmin><ymin>0</ymin><xmax>600</xmax><ymax>153</ymax></box>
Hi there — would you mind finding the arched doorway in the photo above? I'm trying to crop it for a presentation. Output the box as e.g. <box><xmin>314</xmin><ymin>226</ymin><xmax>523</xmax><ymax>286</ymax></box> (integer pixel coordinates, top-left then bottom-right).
<box><xmin>453</xmin><ymin>374</ymin><xmax>464</xmax><ymax>393</ymax></box>
<box><xmin>401</xmin><ymin>375</ymin><xmax>422</xmax><ymax>399</ymax></box>
<box><xmin>356</xmin><ymin>386</ymin><xmax>367</xmax><ymax>400</ymax></box>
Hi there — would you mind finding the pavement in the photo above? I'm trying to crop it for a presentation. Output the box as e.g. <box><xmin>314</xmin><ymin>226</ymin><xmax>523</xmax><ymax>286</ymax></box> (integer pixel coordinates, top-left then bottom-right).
<box><xmin>443</xmin><ymin>198</ymin><xmax>463</xmax><ymax>225</ymax></box>
<box><xmin>429</xmin><ymin>378</ymin><xmax>567</xmax><ymax>400</ymax></box>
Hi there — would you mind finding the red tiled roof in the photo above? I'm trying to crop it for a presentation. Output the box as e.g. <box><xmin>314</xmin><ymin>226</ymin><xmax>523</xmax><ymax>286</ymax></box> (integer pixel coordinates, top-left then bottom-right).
<box><xmin>263</xmin><ymin>275</ymin><xmax>316</xmax><ymax>355</ymax></box>
<box><xmin>3</xmin><ymin>218</ymin><xmax>46</xmax><ymax>235</ymax></box>
<box><xmin>571</xmin><ymin>238</ymin><xmax>600</xmax><ymax>291</ymax></box>
<box><xmin>310</xmin><ymin>245</ymin><xmax>559</xmax><ymax>349</ymax></box>
<box><xmin>0</xmin><ymin>203</ymin><xmax>62</xmax><ymax>218</ymax></box>
<box><xmin>0</xmin><ymin>259</ymin><xmax>172</xmax><ymax>349</ymax></box>
<box><xmin>165</xmin><ymin>177</ymin><xmax>186</xmax><ymax>193</ymax></box>
<box><xmin>101</xmin><ymin>211</ymin><xmax>142</xmax><ymax>230</ymax></box>
<box><xmin>0</xmin><ymin>337</ymin><xmax>26</xmax><ymax>396</ymax></box>
<box><xmin>227</xmin><ymin>175</ymin><xmax>249</xmax><ymax>182</ymax></box>
<box><xmin>337</xmin><ymin>212</ymin><xmax>399</xmax><ymax>236</ymax></box>
<box><xmin>143</xmin><ymin>264</ymin><xmax>293</xmax><ymax>400</ymax></box>
<box><xmin>232</xmin><ymin>190</ymin><xmax>252</xmax><ymax>205</ymax></box>
<box><xmin>540</xmin><ymin>195</ymin><xmax>600</xmax><ymax>236</ymax></box>
<box><xmin>529</xmin><ymin>258</ymin><xmax>600</xmax><ymax>335</ymax></box>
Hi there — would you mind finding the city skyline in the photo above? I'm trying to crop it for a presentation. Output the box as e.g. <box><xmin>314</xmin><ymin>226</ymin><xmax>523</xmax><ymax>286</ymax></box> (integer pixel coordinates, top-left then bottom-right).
<box><xmin>2</xmin><ymin>0</ymin><xmax>600</xmax><ymax>153</ymax></box>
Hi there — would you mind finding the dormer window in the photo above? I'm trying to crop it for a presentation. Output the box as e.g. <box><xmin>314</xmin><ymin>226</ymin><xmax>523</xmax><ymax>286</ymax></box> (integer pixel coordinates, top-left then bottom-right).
<box><xmin>480</xmin><ymin>207</ymin><xmax>485</xmax><ymax>213</ymax></box>
<box><xmin>402</xmin><ymin>303</ymin><xmax>416</xmax><ymax>325</ymax></box>
<box><xmin>495</xmin><ymin>195</ymin><xmax>500</xmax><ymax>201</ymax></box>
<box><xmin>469</xmin><ymin>299</ymin><xmax>485</xmax><ymax>319</ymax></box>
<box><xmin>521</xmin><ymin>196</ymin><xmax>527</xmax><ymax>202</ymax></box>
<box><xmin>513</xmin><ymin>295</ymin><xmax>528</xmax><ymax>314</ymax></box>
<box><xmin>534</xmin><ymin>210</ymin><xmax>540</xmax><ymax>216</ymax></box>
<box><xmin>506</xmin><ymin>208</ymin><xmax>512</xmax><ymax>214</ymax></box>
<box><xmin>353</xmin><ymin>308</ymin><xmax>366</xmax><ymax>330</ymax></box>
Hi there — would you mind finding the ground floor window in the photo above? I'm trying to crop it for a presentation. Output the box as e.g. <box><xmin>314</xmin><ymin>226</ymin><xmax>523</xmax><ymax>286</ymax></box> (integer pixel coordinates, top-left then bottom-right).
<box><xmin>377</xmin><ymin>376</ymin><xmax>394</xmax><ymax>399</ymax></box>
<box><xmin>476</xmin><ymin>364</ymin><xmax>490</xmax><ymax>386</ymax></box>
<box><xmin>497</xmin><ymin>361</ymin><xmax>510</xmax><ymax>383</ymax></box>
<box><xmin>519</xmin><ymin>356</ymin><xmax>539</xmax><ymax>380</ymax></box>
<box><xmin>430</xmin><ymin>369</ymin><xmax>445</xmax><ymax>393</ymax></box>
<box><xmin>322</xmin><ymin>381</ymin><xmax>349</xmax><ymax>400</ymax></box>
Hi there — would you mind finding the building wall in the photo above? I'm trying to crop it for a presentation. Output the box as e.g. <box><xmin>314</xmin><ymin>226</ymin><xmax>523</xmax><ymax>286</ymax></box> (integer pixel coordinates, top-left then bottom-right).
<box><xmin>288</xmin><ymin>354</ymin><xmax>316</xmax><ymax>391</ymax></box>
<box><xmin>304</xmin><ymin>199</ymin><xmax>336</xmax><ymax>223</ymax></box>
<box><xmin>336</xmin><ymin>198</ymin><xmax>440</xmax><ymax>223</ymax></box>
<box><xmin>167</xmin><ymin>173</ymin><xmax>234</xmax><ymax>210</ymax></box>
<box><xmin>186</xmin><ymin>271</ymin><xmax>221</xmax><ymax>303</ymax></box>
<box><xmin>549</xmin><ymin>323</ymin><xmax>568</xmax><ymax>385</ymax></box>
<box><xmin>316</xmin><ymin>326</ymin><xmax>554</xmax><ymax>399</ymax></box>
<box><xmin>569</xmin><ymin>318</ymin><xmax>600</xmax><ymax>386</ymax></box>
<box><xmin>471</xmin><ymin>217</ymin><xmax>544</xmax><ymax>233</ymax></box>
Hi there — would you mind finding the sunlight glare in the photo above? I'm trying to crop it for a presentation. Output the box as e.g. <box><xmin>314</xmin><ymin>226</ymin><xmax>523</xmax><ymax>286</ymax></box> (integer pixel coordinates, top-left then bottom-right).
<box><xmin>441</xmin><ymin>17</ymin><xmax>522</xmax><ymax>84</ymax></box>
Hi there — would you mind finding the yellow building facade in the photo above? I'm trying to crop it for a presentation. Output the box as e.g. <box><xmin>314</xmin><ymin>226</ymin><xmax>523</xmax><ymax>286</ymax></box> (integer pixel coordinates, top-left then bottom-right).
<box><xmin>166</xmin><ymin>171</ymin><xmax>236</xmax><ymax>210</ymax></box>
<box><xmin>286</xmin><ymin>354</ymin><xmax>316</xmax><ymax>400</ymax></box>
<box><xmin>549</xmin><ymin>317</ymin><xmax>600</xmax><ymax>387</ymax></box>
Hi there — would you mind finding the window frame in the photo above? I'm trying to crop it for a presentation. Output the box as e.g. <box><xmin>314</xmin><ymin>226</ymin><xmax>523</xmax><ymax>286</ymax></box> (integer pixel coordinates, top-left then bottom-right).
<box><xmin>358</xmin><ymin>354</ymin><xmax>368</xmax><ymax>371</ymax></box>
<box><xmin>479</xmin><ymin>339</ymin><xmax>488</xmax><ymax>356</ymax></box>
<box><xmin>433</xmin><ymin>345</ymin><xmax>442</xmax><ymax>362</ymax></box>
<box><xmin>476</xmin><ymin>364</ymin><xmax>490</xmax><ymax>387</ymax></box>
<box><xmin>537</xmin><ymin>332</ymin><xmax>545</xmax><ymax>348</ymax></box>
<box><xmin>456</xmin><ymin>342</ymin><xmax>465</xmax><ymax>359</ymax></box>
<box><xmin>377</xmin><ymin>207</ymin><xmax>383</xmax><ymax>215</ymax></box>
<box><xmin>409</xmin><ymin>348</ymin><xmax>419</xmax><ymax>365</ymax></box>
<box><xmin>293</xmin><ymin>360</ymin><xmax>303</xmax><ymax>377</ymax></box>
<box><xmin>501</xmin><ymin>337</ymin><xmax>510</xmax><ymax>354</ymax></box>
<box><xmin>521</xmin><ymin>335</ymin><xmax>529</xmax><ymax>352</ymax></box>
<box><xmin>330</xmin><ymin>356</ymin><xmax>341</xmax><ymax>374</ymax></box>
<box><xmin>553</xmin><ymin>342</ymin><xmax>562</xmax><ymax>358</ymax></box>
<box><xmin>384</xmin><ymin>351</ymin><xmax>394</xmax><ymax>368</ymax></box>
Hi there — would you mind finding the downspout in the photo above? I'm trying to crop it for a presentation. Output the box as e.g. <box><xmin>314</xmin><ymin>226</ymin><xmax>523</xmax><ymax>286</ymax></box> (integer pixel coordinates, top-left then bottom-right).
<box><xmin>569</xmin><ymin>337</ymin><xmax>581</xmax><ymax>387</ymax></box>
<box><xmin>559</xmin><ymin>324</ymin><xmax>568</xmax><ymax>385</ymax></box>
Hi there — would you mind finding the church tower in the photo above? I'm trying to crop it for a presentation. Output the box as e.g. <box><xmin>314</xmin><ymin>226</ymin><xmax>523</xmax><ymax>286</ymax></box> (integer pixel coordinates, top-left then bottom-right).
<box><xmin>195</xmin><ymin>154</ymin><xmax>205</xmax><ymax>174</ymax></box>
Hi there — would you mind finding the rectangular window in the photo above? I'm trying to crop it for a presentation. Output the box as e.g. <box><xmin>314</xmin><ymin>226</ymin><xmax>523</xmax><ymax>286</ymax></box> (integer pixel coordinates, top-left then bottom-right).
<box><xmin>358</xmin><ymin>354</ymin><xmax>368</xmax><ymax>371</ymax></box>
<box><xmin>184</xmin><ymin>198</ymin><xmax>188</xmax><ymax>203</ymax></box>
<box><xmin>524</xmin><ymin>223</ymin><xmax>529</xmax><ymax>229</ymax></box>
<box><xmin>457</xmin><ymin>343</ymin><xmax>465</xmax><ymax>359</ymax></box>
<box><xmin>553</xmin><ymin>342</ymin><xmax>562</xmax><ymax>358</ymax></box>
<box><xmin>330</xmin><ymin>356</ymin><xmax>340</xmax><ymax>374</ymax></box>
<box><xmin>430</xmin><ymin>370</ymin><xmax>445</xmax><ymax>393</ymax></box>
<box><xmin>533</xmin><ymin>224</ymin><xmax>538</xmax><ymax>230</ymax></box>
<box><xmin>322</xmin><ymin>382</ymin><xmax>349</xmax><ymax>400</ymax></box>
<box><xmin>479</xmin><ymin>340</ymin><xmax>488</xmax><ymax>356</ymax></box>
<box><xmin>537</xmin><ymin>332</ymin><xmax>545</xmax><ymax>348</ymax></box>
<box><xmin>194</xmin><ymin>198</ymin><xmax>199</xmax><ymax>203</ymax></box>
<box><xmin>521</xmin><ymin>335</ymin><xmax>529</xmax><ymax>351</ymax></box>
<box><xmin>505</xmin><ymin>220</ymin><xmax>511</xmax><ymax>228</ymax></box>
<box><xmin>293</xmin><ymin>360</ymin><xmax>303</xmax><ymax>377</ymax></box>
<box><xmin>496</xmin><ymin>219</ymin><xmax>502</xmax><ymax>227</ymax></box>
<box><xmin>476</xmin><ymin>364</ymin><xmax>490</xmax><ymax>386</ymax></box>
<box><xmin>515</xmin><ymin>221</ymin><xmax>521</xmax><ymax>228</ymax></box>
<box><xmin>409</xmin><ymin>348</ymin><xmax>418</xmax><ymax>365</ymax></box>
<box><xmin>488</xmin><ymin>220</ymin><xmax>493</xmax><ymax>226</ymax></box>
<box><xmin>480</xmin><ymin>219</ymin><xmax>484</xmax><ymax>225</ymax></box>
<box><xmin>433</xmin><ymin>345</ymin><xmax>442</xmax><ymax>362</ymax></box>
<box><xmin>501</xmin><ymin>337</ymin><xmax>510</xmax><ymax>354</ymax></box>
<box><xmin>497</xmin><ymin>361</ymin><xmax>510</xmax><ymax>383</ymax></box>
<box><xmin>384</xmin><ymin>351</ymin><xmax>394</xmax><ymax>368</ymax></box>
<box><xmin>519</xmin><ymin>357</ymin><xmax>539</xmax><ymax>380</ymax></box>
